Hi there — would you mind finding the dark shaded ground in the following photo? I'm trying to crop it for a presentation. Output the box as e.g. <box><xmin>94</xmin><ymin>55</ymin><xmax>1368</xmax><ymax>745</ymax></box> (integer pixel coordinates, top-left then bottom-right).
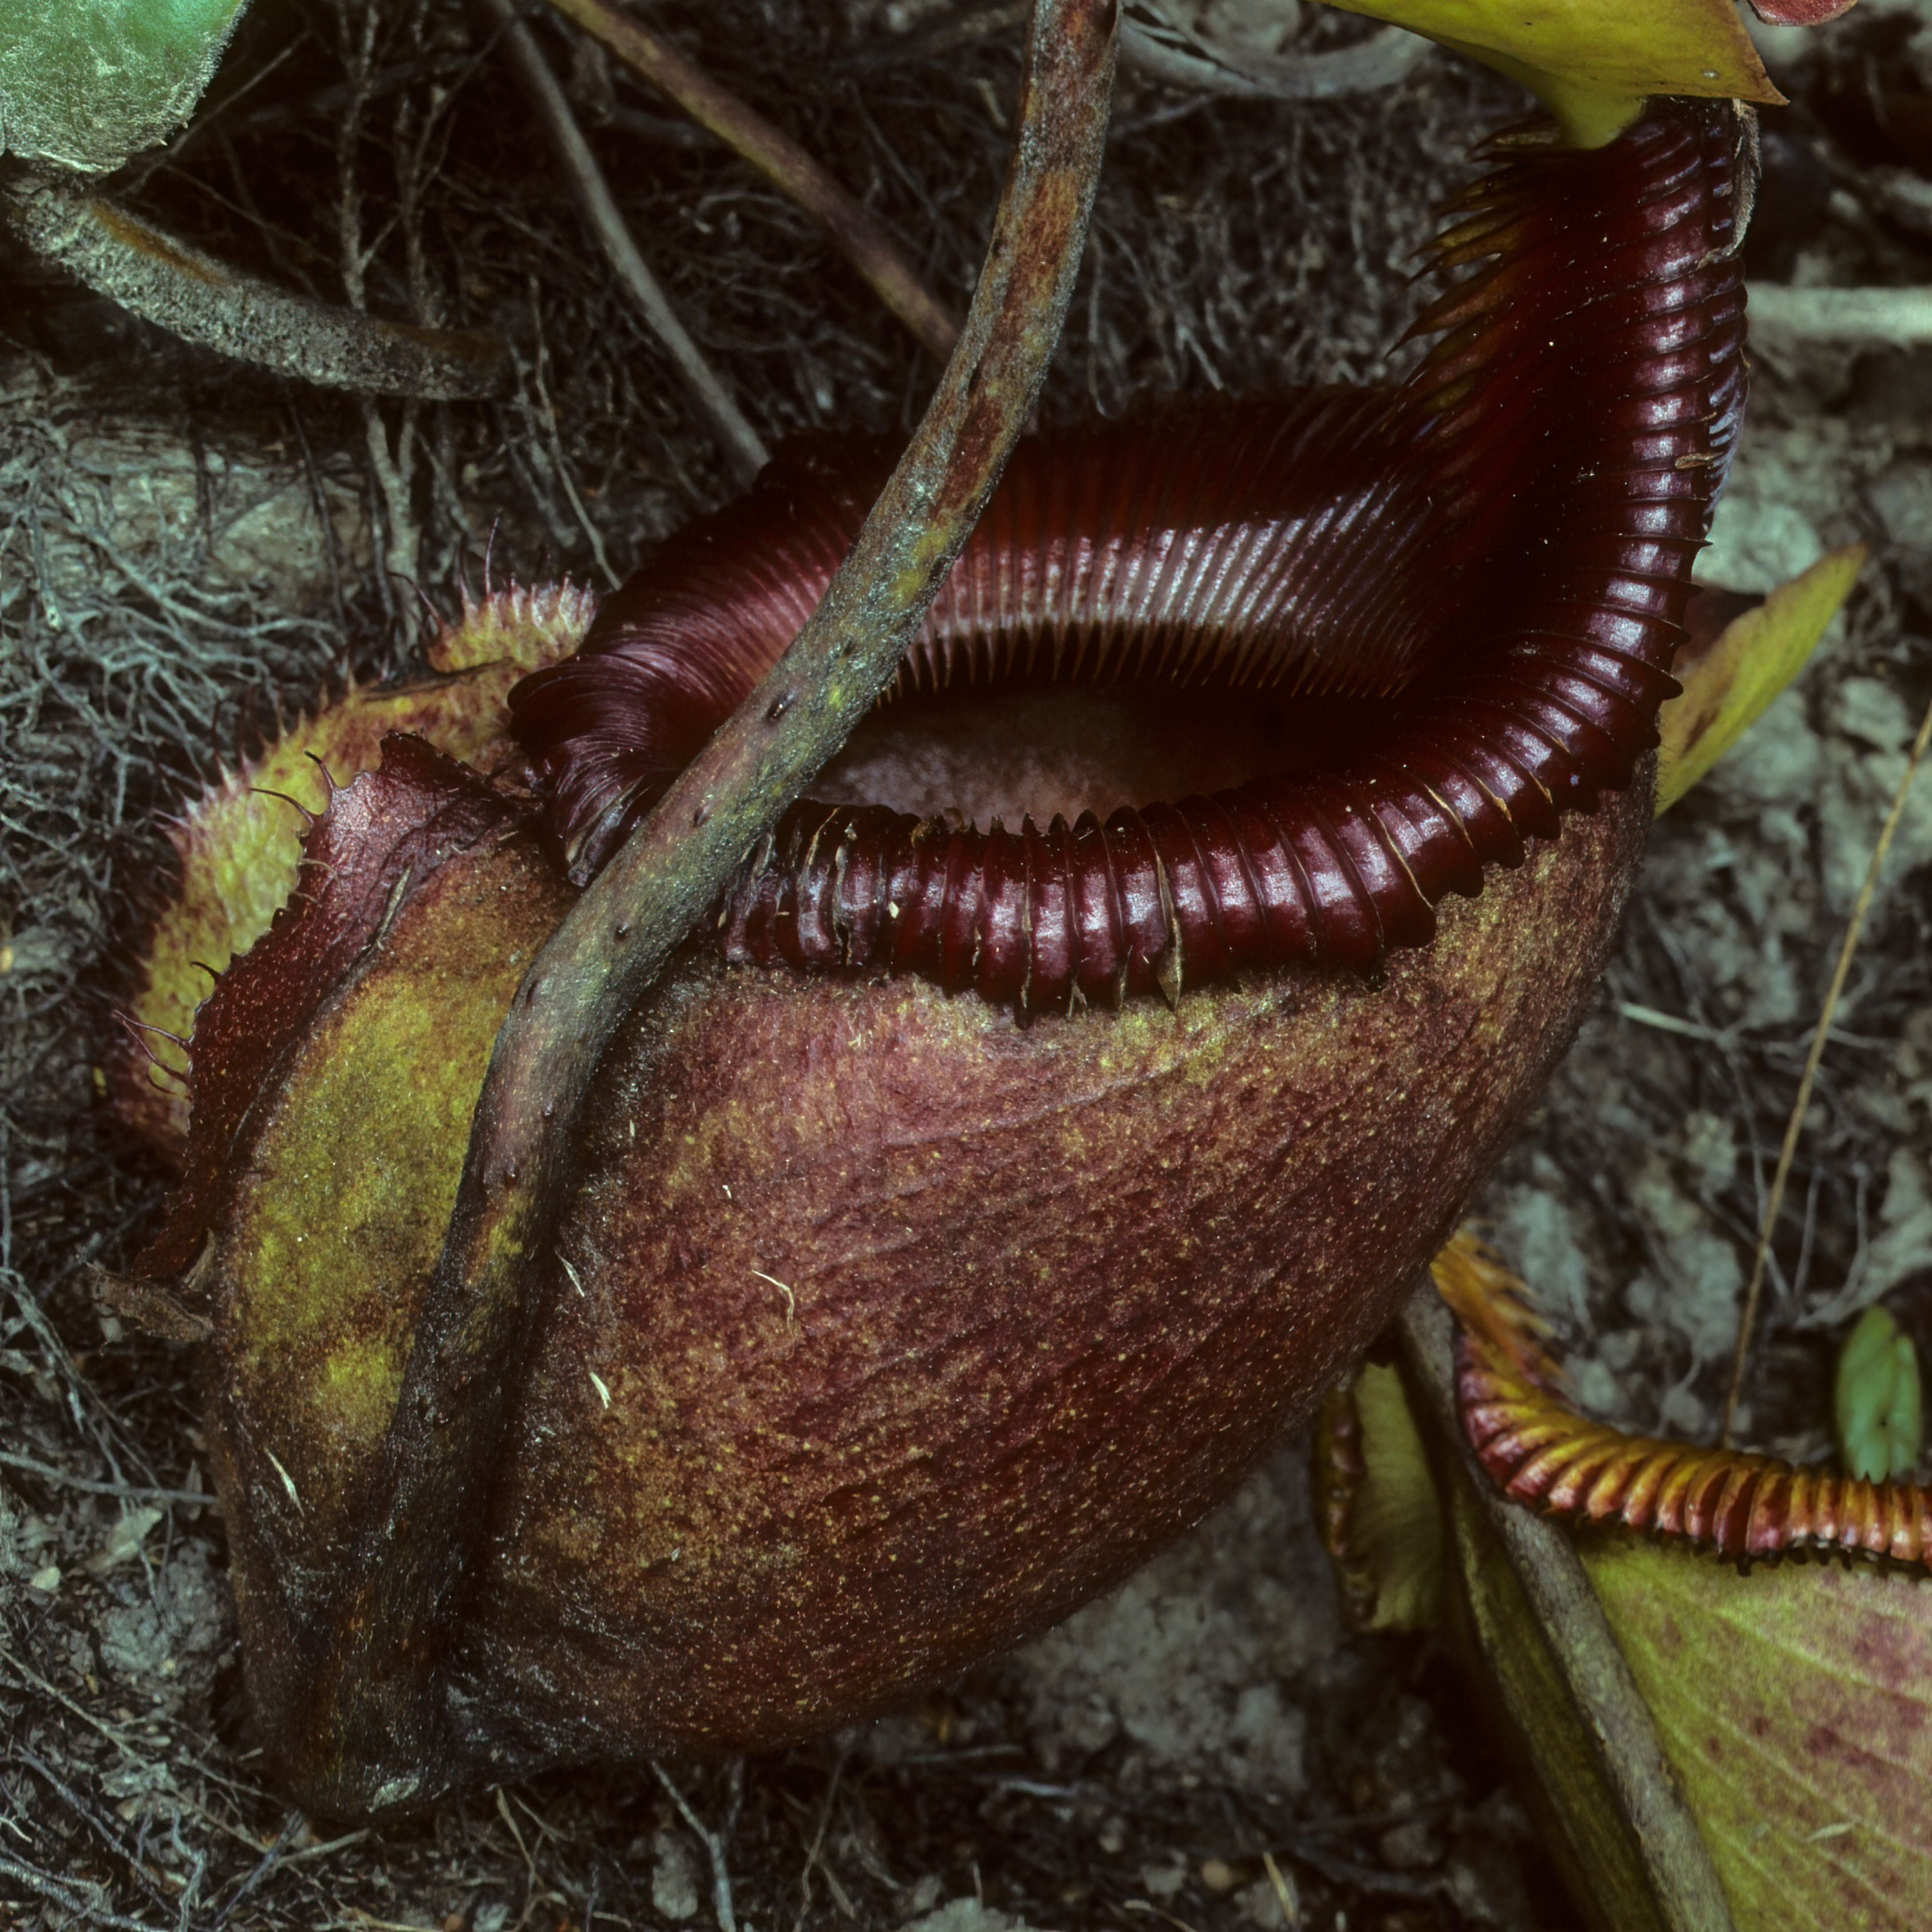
<box><xmin>2</xmin><ymin>3</ymin><xmax>1928</xmax><ymax>1929</ymax></box>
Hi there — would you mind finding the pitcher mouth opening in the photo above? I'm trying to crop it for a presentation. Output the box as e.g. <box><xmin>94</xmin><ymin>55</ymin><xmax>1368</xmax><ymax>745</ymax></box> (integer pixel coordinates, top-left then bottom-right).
<box><xmin>813</xmin><ymin>679</ymin><xmax>1393</xmax><ymax>829</ymax></box>
<box><xmin>509</xmin><ymin>99</ymin><xmax>1749</xmax><ymax>1013</ymax></box>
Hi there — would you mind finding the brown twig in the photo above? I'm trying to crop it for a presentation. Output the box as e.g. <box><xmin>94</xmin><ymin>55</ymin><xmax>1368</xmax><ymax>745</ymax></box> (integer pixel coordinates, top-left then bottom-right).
<box><xmin>334</xmin><ymin>0</ymin><xmax>424</xmax><ymax>597</ymax></box>
<box><xmin>0</xmin><ymin>176</ymin><xmax>504</xmax><ymax>400</ymax></box>
<box><xmin>475</xmin><ymin>0</ymin><xmax>771</xmax><ymax>484</ymax></box>
<box><xmin>1721</xmin><ymin>681</ymin><xmax>1932</xmax><ymax>1446</ymax></box>
<box><xmin>284</xmin><ymin>0</ymin><xmax>1117</xmax><ymax>1819</ymax></box>
<box><xmin>543</xmin><ymin>0</ymin><xmax>961</xmax><ymax>363</ymax></box>
<box><xmin>0</xmin><ymin>1449</ymin><xmax>212</xmax><ymax>1509</ymax></box>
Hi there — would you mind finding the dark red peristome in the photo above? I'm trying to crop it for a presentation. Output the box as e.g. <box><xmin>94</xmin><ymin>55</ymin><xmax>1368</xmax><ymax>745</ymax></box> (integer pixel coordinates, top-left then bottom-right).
<box><xmin>511</xmin><ymin>101</ymin><xmax>1748</xmax><ymax>1010</ymax></box>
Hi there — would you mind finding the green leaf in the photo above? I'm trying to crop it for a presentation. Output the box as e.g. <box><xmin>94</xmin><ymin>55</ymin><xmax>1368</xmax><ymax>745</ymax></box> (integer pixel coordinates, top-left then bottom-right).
<box><xmin>1343</xmin><ymin>1361</ymin><xmax>1446</xmax><ymax>1631</ymax></box>
<box><xmin>1586</xmin><ymin>1537</ymin><xmax>1932</xmax><ymax>1932</ymax></box>
<box><xmin>1387</xmin><ymin>1287</ymin><xmax>1736</xmax><ymax>1932</ymax></box>
<box><xmin>1361</xmin><ymin>1247</ymin><xmax>1932</xmax><ymax>1931</ymax></box>
<box><xmin>1318</xmin><ymin>0</ymin><xmax>1783</xmax><ymax>145</ymax></box>
<box><xmin>1656</xmin><ymin>543</ymin><xmax>1868</xmax><ymax>815</ymax></box>
<box><xmin>0</xmin><ymin>0</ymin><xmax>250</xmax><ymax>173</ymax></box>
<box><xmin>1836</xmin><ymin>1306</ymin><xmax>1925</xmax><ymax>1484</ymax></box>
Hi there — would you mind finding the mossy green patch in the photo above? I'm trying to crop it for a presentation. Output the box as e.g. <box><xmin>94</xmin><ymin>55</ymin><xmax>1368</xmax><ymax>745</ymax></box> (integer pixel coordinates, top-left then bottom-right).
<box><xmin>315</xmin><ymin>1334</ymin><xmax>406</xmax><ymax>1450</ymax></box>
<box><xmin>220</xmin><ymin>842</ymin><xmax>565</xmax><ymax>1508</ymax></box>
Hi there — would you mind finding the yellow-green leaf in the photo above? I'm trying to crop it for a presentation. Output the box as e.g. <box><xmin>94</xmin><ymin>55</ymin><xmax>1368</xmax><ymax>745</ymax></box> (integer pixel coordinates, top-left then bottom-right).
<box><xmin>1319</xmin><ymin>0</ymin><xmax>1781</xmax><ymax>145</ymax></box>
<box><xmin>1587</xmin><ymin>1537</ymin><xmax>1932</xmax><ymax>1932</ymax></box>
<box><xmin>1344</xmin><ymin>1361</ymin><xmax>1446</xmax><ymax>1631</ymax></box>
<box><xmin>1656</xmin><ymin>543</ymin><xmax>1868</xmax><ymax>814</ymax></box>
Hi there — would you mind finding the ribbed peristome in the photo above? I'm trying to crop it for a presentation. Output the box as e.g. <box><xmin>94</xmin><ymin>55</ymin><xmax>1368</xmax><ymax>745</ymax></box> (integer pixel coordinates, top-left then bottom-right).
<box><xmin>511</xmin><ymin>100</ymin><xmax>1749</xmax><ymax>1012</ymax></box>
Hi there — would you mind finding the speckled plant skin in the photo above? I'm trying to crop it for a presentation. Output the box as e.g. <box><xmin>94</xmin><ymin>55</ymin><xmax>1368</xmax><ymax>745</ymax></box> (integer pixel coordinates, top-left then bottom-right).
<box><xmin>155</xmin><ymin>739</ymin><xmax>1651</xmax><ymax>1784</ymax></box>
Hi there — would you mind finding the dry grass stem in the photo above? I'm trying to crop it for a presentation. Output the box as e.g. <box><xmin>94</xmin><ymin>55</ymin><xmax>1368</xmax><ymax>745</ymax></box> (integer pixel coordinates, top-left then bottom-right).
<box><xmin>790</xmin><ymin>1747</ymin><xmax>847</xmax><ymax>1930</ymax></box>
<box><xmin>521</xmin><ymin>287</ymin><xmax>621</xmax><ymax>586</ymax></box>
<box><xmin>477</xmin><ymin>0</ymin><xmax>771</xmax><ymax>483</ymax></box>
<box><xmin>1721</xmin><ymin>678</ymin><xmax>1932</xmax><ymax>1446</ymax></box>
<box><xmin>1262</xmin><ymin>1848</ymin><xmax>1302</xmax><ymax>1926</ymax></box>
<box><xmin>0</xmin><ymin>1448</ymin><xmax>212</xmax><ymax>1506</ymax></box>
<box><xmin>545</xmin><ymin>0</ymin><xmax>960</xmax><ymax>362</ymax></box>
<box><xmin>653</xmin><ymin>1759</ymin><xmax>744</xmax><ymax>1932</ymax></box>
